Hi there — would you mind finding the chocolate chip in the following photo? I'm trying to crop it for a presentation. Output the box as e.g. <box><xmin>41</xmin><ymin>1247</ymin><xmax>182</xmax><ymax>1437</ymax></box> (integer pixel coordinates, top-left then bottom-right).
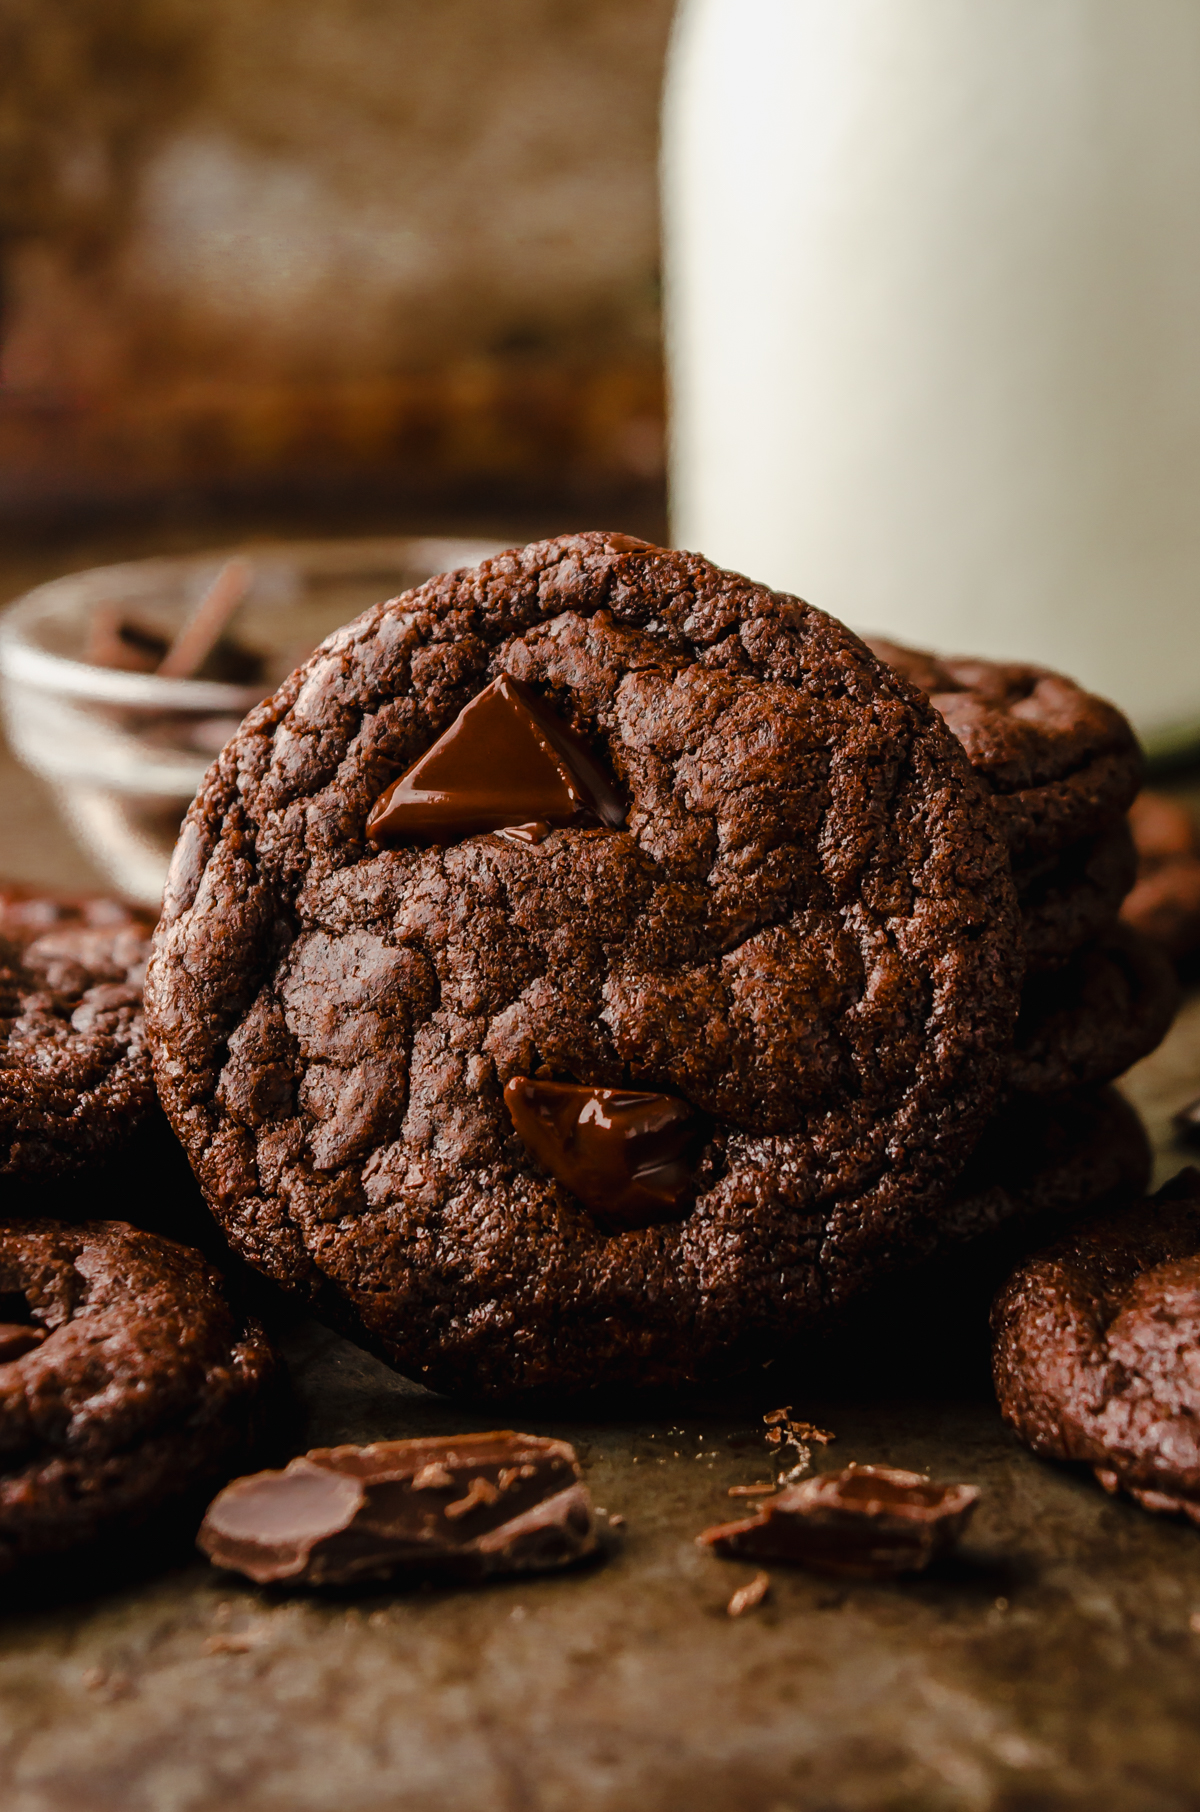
<box><xmin>697</xmin><ymin>1464</ymin><xmax>980</xmax><ymax>1578</ymax></box>
<box><xmin>503</xmin><ymin>1077</ymin><xmax>700</xmax><ymax>1231</ymax></box>
<box><xmin>198</xmin><ymin>1432</ymin><xmax>599</xmax><ymax>1587</ymax></box>
<box><xmin>366</xmin><ymin>673</ymin><xmax>625</xmax><ymax>845</ymax></box>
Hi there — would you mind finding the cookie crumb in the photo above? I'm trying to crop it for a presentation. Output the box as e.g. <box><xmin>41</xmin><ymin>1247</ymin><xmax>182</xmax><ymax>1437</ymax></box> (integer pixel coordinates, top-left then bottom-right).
<box><xmin>728</xmin><ymin>1484</ymin><xmax>776</xmax><ymax>1498</ymax></box>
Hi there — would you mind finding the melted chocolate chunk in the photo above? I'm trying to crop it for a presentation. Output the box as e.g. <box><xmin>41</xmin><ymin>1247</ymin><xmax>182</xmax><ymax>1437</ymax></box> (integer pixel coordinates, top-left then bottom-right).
<box><xmin>697</xmin><ymin>1465</ymin><xmax>980</xmax><ymax>1578</ymax></box>
<box><xmin>198</xmin><ymin>1431</ymin><xmax>598</xmax><ymax>1587</ymax></box>
<box><xmin>367</xmin><ymin>673</ymin><xmax>625</xmax><ymax>846</ymax></box>
<box><xmin>504</xmin><ymin>1077</ymin><xmax>700</xmax><ymax>1231</ymax></box>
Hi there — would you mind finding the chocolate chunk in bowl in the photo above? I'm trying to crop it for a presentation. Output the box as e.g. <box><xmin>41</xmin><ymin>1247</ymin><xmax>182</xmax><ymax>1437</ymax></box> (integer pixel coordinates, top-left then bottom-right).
<box><xmin>199</xmin><ymin>1431</ymin><xmax>597</xmax><ymax>1586</ymax></box>
<box><xmin>698</xmin><ymin>1464</ymin><xmax>980</xmax><ymax>1578</ymax></box>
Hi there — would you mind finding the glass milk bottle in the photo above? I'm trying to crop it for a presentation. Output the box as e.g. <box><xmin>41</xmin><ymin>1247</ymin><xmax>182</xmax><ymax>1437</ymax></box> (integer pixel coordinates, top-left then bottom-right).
<box><xmin>663</xmin><ymin>0</ymin><xmax>1200</xmax><ymax>754</ymax></box>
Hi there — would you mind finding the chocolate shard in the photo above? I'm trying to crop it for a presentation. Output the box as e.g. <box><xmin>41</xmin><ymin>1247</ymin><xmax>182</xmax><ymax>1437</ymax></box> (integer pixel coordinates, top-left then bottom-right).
<box><xmin>366</xmin><ymin>673</ymin><xmax>625</xmax><ymax>846</ymax></box>
<box><xmin>504</xmin><ymin>1077</ymin><xmax>701</xmax><ymax>1232</ymax></box>
<box><xmin>198</xmin><ymin>1431</ymin><xmax>598</xmax><ymax>1587</ymax></box>
<box><xmin>697</xmin><ymin>1464</ymin><xmax>980</xmax><ymax>1579</ymax></box>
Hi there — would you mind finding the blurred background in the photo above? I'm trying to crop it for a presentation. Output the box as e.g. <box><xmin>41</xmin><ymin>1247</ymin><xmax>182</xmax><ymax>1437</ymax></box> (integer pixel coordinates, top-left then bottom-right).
<box><xmin>0</xmin><ymin>0</ymin><xmax>673</xmax><ymax>547</ymax></box>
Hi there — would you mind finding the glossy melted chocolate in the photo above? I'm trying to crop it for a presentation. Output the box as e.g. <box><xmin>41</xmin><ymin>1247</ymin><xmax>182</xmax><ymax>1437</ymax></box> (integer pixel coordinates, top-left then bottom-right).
<box><xmin>367</xmin><ymin>673</ymin><xmax>625</xmax><ymax>845</ymax></box>
<box><xmin>504</xmin><ymin>1077</ymin><xmax>700</xmax><ymax>1232</ymax></box>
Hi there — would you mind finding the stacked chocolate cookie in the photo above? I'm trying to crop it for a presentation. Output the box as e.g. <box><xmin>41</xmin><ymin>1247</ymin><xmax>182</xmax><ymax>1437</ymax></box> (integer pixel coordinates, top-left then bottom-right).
<box><xmin>869</xmin><ymin>641</ymin><xmax>1171</xmax><ymax>1246</ymax></box>
<box><xmin>869</xmin><ymin>643</ymin><xmax>1175</xmax><ymax>1087</ymax></box>
<box><xmin>0</xmin><ymin>884</ymin><xmax>280</xmax><ymax>1574</ymax></box>
<box><xmin>143</xmin><ymin>533</ymin><xmax>1169</xmax><ymax>1397</ymax></box>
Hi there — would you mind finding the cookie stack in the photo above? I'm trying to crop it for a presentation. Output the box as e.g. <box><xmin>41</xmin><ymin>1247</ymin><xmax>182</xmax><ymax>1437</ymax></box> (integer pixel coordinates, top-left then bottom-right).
<box><xmin>869</xmin><ymin>642</ymin><xmax>1175</xmax><ymax>1091</ymax></box>
<box><xmin>869</xmin><ymin>639</ymin><xmax>1173</xmax><ymax>1233</ymax></box>
<box><xmin>0</xmin><ymin>887</ymin><xmax>278</xmax><ymax>1576</ymax></box>
<box><xmin>144</xmin><ymin>533</ymin><xmax>1172</xmax><ymax>1397</ymax></box>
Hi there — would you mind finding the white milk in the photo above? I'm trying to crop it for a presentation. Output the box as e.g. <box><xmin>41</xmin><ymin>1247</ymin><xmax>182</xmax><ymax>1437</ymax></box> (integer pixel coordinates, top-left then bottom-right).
<box><xmin>663</xmin><ymin>0</ymin><xmax>1200</xmax><ymax>753</ymax></box>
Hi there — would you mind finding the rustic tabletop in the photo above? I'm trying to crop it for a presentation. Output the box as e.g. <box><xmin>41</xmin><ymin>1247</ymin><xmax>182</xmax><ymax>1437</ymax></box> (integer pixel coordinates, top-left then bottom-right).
<box><xmin>1</xmin><ymin>531</ymin><xmax>1199</xmax><ymax>1812</ymax></box>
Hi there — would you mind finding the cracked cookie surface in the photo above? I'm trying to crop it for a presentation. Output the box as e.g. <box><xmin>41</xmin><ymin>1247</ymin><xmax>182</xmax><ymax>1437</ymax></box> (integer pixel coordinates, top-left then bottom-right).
<box><xmin>0</xmin><ymin>920</ymin><xmax>154</xmax><ymax>1179</ymax></box>
<box><xmin>0</xmin><ymin>1218</ymin><xmax>277</xmax><ymax>1570</ymax></box>
<box><xmin>992</xmin><ymin>1170</ymin><xmax>1200</xmax><ymax>1520</ymax></box>
<box><xmin>868</xmin><ymin>639</ymin><xmax>1141</xmax><ymax>864</ymax></box>
<box><xmin>147</xmin><ymin>534</ymin><xmax>1021</xmax><ymax>1394</ymax></box>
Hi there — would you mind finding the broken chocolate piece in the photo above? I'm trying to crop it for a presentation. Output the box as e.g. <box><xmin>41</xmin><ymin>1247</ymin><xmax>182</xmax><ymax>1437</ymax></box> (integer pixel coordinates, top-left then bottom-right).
<box><xmin>504</xmin><ymin>1077</ymin><xmax>700</xmax><ymax>1231</ymax></box>
<box><xmin>198</xmin><ymin>1431</ymin><xmax>598</xmax><ymax>1587</ymax></box>
<box><xmin>697</xmin><ymin>1464</ymin><xmax>980</xmax><ymax>1578</ymax></box>
<box><xmin>366</xmin><ymin>673</ymin><xmax>625</xmax><ymax>845</ymax></box>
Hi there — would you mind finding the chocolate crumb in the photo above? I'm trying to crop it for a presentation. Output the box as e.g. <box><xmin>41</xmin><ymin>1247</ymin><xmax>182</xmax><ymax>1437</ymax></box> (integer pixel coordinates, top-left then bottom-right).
<box><xmin>412</xmin><ymin>1462</ymin><xmax>454</xmax><ymax>1491</ymax></box>
<box><xmin>727</xmin><ymin>1572</ymin><xmax>771</xmax><ymax>1617</ymax></box>
<box><xmin>202</xmin><ymin>1630</ymin><xmax>267</xmax><ymax>1656</ymax></box>
<box><xmin>199</xmin><ymin>1431</ymin><xmax>598</xmax><ymax>1587</ymax></box>
<box><xmin>698</xmin><ymin>1464</ymin><xmax>979</xmax><ymax>1579</ymax></box>
<box><xmin>444</xmin><ymin>1475</ymin><xmax>501</xmax><ymax>1519</ymax></box>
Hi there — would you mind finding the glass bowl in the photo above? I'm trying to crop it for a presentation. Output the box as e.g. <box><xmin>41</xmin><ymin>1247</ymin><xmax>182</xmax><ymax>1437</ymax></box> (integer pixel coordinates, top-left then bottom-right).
<box><xmin>0</xmin><ymin>536</ymin><xmax>499</xmax><ymax>906</ymax></box>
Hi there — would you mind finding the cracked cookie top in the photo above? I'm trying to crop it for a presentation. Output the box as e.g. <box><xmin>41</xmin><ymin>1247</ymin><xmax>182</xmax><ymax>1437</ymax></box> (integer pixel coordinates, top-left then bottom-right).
<box><xmin>0</xmin><ymin>920</ymin><xmax>153</xmax><ymax>1179</ymax></box>
<box><xmin>0</xmin><ymin>1218</ymin><xmax>277</xmax><ymax>1570</ymax></box>
<box><xmin>992</xmin><ymin>1170</ymin><xmax>1200</xmax><ymax>1513</ymax></box>
<box><xmin>867</xmin><ymin>639</ymin><xmax>1141</xmax><ymax>862</ymax></box>
<box><xmin>147</xmin><ymin>534</ymin><xmax>1021</xmax><ymax>1394</ymax></box>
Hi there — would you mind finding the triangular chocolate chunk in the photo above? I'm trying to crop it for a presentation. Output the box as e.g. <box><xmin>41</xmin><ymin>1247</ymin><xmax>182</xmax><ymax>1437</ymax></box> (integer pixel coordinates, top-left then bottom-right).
<box><xmin>504</xmin><ymin>1077</ymin><xmax>699</xmax><ymax>1232</ymax></box>
<box><xmin>367</xmin><ymin>674</ymin><xmax>625</xmax><ymax>846</ymax></box>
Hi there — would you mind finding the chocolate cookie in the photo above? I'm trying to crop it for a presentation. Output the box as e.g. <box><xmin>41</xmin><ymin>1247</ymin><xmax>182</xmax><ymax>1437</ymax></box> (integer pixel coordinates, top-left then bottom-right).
<box><xmin>0</xmin><ymin>882</ymin><xmax>156</xmax><ymax>945</ymax></box>
<box><xmin>803</xmin><ymin>1087</ymin><xmax>1151</xmax><ymax>1395</ymax></box>
<box><xmin>868</xmin><ymin>639</ymin><xmax>1141</xmax><ymax>864</ymax></box>
<box><xmin>935</xmin><ymin>1085</ymin><xmax>1150</xmax><ymax>1255</ymax></box>
<box><xmin>1015</xmin><ymin>820</ymin><xmax>1137</xmax><ymax>973</ymax></box>
<box><xmin>992</xmin><ymin>1169</ymin><xmax>1200</xmax><ymax>1521</ymax></box>
<box><xmin>0</xmin><ymin>918</ymin><xmax>155</xmax><ymax>1179</ymax></box>
<box><xmin>147</xmin><ymin>532</ymin><xmax>1022</xmax><ymax>1395</ymax></box>
<box><xmin>1008</xmin><ymin>923</ymin><xmax>1178</xmax><ymax>1097</ymax></box>
<box><xmin>0</xmin><ymin>1219</ymin><xmax>277</xmax><ymax>1570</ymax></box>
<box><xmin>1122</xmin><ymin>790</ymin><xmax>1200</xmax><ymax>965</ymax></box>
